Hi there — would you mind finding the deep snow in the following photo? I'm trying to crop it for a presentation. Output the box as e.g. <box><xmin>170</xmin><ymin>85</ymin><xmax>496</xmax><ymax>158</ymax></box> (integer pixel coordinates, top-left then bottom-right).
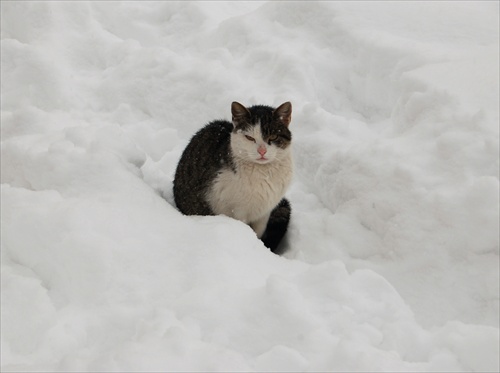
<box><xmin>1</xmin><ymin>1</ymin><xmax>499</xmax><ymax>372</ymax></box>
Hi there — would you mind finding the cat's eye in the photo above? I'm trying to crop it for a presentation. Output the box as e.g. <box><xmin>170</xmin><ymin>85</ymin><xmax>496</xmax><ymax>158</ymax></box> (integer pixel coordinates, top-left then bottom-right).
<box><xmin>245</xmin><ymin>135</ymin><xmax>256</xmax><ymax>142</ymax></box>
<box><xmin>268</xmin><ymin>135</ymin><xmax>278</xmax><ymax>144</ymax></box>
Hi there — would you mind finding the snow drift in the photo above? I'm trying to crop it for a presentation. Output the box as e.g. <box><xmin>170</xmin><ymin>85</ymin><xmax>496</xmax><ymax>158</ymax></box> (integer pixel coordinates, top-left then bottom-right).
<box><xmin>1</xmin><ymin>1</ymin><xmax>499</xmax><ymax>371</ymax></box>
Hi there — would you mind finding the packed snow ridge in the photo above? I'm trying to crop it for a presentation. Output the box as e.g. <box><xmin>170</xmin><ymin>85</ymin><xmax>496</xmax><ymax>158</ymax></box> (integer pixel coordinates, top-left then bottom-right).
<box><xmin>1</xmin><ymin>1</ymin><xmax>499</xmax><ymax>372</ymax></box>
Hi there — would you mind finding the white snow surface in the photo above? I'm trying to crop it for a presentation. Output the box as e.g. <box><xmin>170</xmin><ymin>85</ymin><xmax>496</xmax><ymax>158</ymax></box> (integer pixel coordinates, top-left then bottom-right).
<box><xmin>1</xmin><ymin>1</ymin><xmax>499</xmax><ymax>372</ymax></box>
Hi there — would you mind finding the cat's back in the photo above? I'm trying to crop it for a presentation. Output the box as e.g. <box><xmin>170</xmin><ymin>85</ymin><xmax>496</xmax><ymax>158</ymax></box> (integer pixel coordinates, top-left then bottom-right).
<box><xmin>173</xmin><ymin>120</ymin><xmax>233</xmax><ymax>215</ymax></box>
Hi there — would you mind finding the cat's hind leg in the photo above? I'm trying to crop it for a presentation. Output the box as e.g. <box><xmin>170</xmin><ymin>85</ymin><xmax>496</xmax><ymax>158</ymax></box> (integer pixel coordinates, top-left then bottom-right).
<box><xmin>261</xmin><ymin>198</ymin><xmax>291</xmax><ymax>253</ymax></box>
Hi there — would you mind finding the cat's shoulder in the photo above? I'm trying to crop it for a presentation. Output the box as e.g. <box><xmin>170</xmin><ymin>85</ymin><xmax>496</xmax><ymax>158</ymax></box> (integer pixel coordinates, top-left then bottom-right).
<box><xmin>186</xmin><ymin>120</ymin><xmax>233</xmax><ymax>150</ymax></box>
<box><xmin>183</xmin><ymin>119</ymin><xmax>234</xmax><ymax>163</ymax></box>
<box><xmin>196</xmin><ymin>119</ymin><xmax>233</xmax><ymax>137</ymax></box>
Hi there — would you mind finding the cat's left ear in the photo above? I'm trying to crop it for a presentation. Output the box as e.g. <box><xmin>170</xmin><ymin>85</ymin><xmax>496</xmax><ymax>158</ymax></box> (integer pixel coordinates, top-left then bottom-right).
<box><xmin>231</xmin><ymin>102</ymin><xmax>250</xmax><ymax>126</ymax></box>
<box><xmin>274</xmin><ymin>102</ymin><xmax>292</xmax><ymax>127</ymax></box>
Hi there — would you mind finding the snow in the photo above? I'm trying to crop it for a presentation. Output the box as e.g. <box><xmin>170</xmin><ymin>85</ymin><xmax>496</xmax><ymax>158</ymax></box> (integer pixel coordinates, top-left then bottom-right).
<box><xmin>1</xmin><ymin>1</ymin><xmax>498</xmax><ymax>371</ymax></box>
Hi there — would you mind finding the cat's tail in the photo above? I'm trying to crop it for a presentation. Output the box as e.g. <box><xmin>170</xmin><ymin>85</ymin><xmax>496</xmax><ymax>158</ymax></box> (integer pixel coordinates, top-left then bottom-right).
<box><xmin>261</xmin><ymin>198</ymin><xmax>291</xmax><ymax>254</ymax></box>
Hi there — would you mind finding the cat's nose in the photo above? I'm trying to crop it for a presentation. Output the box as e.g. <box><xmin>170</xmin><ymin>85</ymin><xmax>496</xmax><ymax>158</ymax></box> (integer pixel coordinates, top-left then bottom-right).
<box><xmin>258</xmin><ymin>146</ymin><xmax>267</xmax><ymax>156</ymax></box>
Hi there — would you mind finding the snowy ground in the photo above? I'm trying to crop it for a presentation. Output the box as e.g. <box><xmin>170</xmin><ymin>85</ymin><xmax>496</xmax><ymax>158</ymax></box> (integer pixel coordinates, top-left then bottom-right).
<box><xmin>1</xmin><ymin>1</ymin><xmax>499</xmax><ymax>372</ymax></box>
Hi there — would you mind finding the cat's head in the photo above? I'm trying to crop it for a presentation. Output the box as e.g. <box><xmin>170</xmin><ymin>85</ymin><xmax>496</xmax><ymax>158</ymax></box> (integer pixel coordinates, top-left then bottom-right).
<box><xmin>230</xmin><ymin>101</ymin><xmax>292</xmax><ymax>165</ymax></box>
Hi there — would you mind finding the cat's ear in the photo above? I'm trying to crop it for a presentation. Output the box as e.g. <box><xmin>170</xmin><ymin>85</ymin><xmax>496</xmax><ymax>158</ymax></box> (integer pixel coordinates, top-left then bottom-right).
<box><xmin>274</xmin><ymin>102</ymin><xmax>292</xmax><ymax>127</ymax></box>
<box><xmin>231</xmin><ymin>102</ymin><xmax>250</xmax><ymax>126</ymax></box>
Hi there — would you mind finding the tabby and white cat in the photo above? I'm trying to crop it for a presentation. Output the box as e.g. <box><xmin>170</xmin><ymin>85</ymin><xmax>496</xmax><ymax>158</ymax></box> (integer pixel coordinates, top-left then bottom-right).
<box><xmin>173</xmin><ymin>101</ymin><xmax>293</xmax><ymax>252</ymax></box>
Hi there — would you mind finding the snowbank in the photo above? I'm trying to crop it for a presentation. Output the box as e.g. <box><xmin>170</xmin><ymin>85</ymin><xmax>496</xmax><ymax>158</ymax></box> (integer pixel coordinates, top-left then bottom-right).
<box><xmin>1</xmin><ymin>1</ymin><xmax>498</xmax><ymax>371</ymax></box>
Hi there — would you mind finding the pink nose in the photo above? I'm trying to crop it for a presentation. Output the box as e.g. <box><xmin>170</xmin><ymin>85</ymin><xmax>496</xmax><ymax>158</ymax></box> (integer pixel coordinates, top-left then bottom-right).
<box><xmin>258</xmin><ymin>146</ymin><xmax>267</xmax><ymax>156</ymax></box>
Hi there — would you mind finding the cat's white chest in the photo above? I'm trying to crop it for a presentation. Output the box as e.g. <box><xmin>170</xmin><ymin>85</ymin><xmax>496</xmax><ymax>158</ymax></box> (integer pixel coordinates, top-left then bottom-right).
<box><xmin>207</xmin><ymin>157</ymin><xmax>293</xmax><ymax>225</ymax></box>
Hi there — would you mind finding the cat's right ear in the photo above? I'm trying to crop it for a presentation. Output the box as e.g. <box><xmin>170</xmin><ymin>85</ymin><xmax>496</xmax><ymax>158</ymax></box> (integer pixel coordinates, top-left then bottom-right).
<box><xmin>274</xmin><ymin>102</ymin><xmax>292</xmax><ymax>127</ymax></box>
<box><xmin>231</xmin><ymin>102</ymin><xmax>250</xmax><ymax>127</ymax></box>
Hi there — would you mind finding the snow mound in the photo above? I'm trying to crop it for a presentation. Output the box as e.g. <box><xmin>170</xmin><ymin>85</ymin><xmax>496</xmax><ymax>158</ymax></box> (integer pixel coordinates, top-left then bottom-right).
<box><xmin>1</xmin><ymin>1</ymin><xmax>498</xmax><ymax>371</ymax></box>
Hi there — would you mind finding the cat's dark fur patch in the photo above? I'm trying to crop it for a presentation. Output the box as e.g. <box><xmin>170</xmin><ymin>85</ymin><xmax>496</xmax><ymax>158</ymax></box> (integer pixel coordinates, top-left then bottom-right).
<box><xmin>173</xmin><ymin>120</ymin><xmax>234</xmax><ymax>216</ymax></box>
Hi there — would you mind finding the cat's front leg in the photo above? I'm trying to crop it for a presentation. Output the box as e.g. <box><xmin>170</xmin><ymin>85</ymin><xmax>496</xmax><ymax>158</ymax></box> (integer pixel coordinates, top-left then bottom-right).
<box><xmin>250</xmin><ymin>213</ymin><xmax>271</xmax><ymax>239</ymax></box>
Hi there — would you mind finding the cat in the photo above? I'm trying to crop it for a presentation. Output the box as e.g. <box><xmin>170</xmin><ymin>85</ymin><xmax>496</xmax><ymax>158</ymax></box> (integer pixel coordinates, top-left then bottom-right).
<box><xmin>173</xmin><ymin>101</ymin><xmax>293</xmax><ymax>253</ymax></box>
